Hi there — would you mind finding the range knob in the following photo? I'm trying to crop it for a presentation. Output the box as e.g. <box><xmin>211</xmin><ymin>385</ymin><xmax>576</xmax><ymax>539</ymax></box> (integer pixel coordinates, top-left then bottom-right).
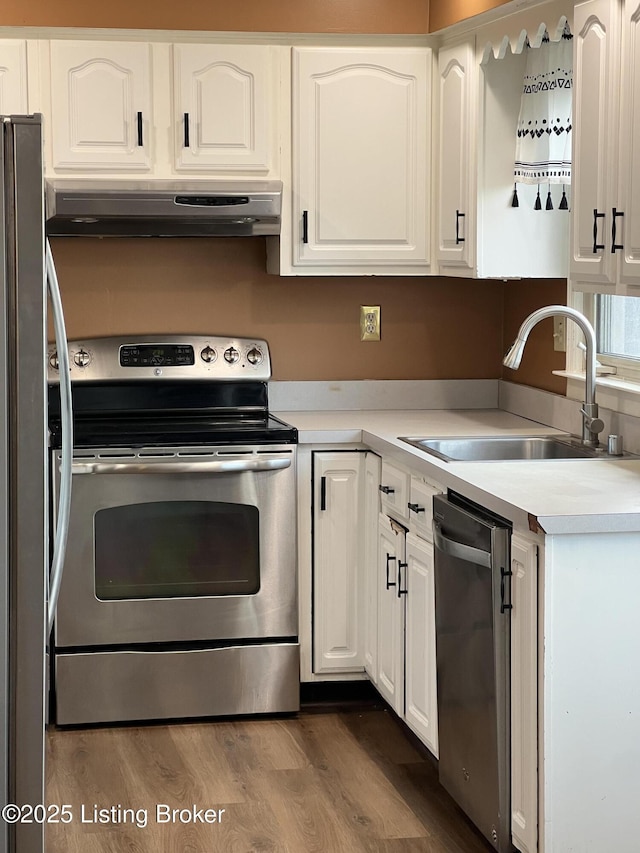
<box><xmin>247</xmin><ymin>347</ymin><xmax>263</xmax><ymax>366</ymax></box>
<box><xmin>73</xmin><ymin>349</ymin><xmax>91</xmax><ymax>368</ymax></box>
<box><xmin>48</xmin><ymin>351</ymin><xmax>59</xmax><ymax>371</ymax></box>
<box><xmin>224</xmin><ymin>346</ymin><xmax>240</xmax><ymax>364</ymax></box>
<box><xmin>200</xmin><ymin>345</ymin><xmax>217</xmax><ymax>364</ymax></box>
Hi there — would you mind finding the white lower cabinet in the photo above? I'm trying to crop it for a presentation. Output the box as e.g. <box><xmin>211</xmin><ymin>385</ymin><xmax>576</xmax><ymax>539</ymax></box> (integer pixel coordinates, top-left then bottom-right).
<box><xmin>362</xmin><ymin>451</ymin><xmax>382</xmax><ymax>683</ymax></box>
<box><xmin>376</xmin><ymin>513</ymin><xmax>406</xmax><ymax>716</ymax></box>
<box><xmin>310</xmin><ymin>447</ymin><xmax>538</xmax><ymax>845</ymax></box>
<box><xmin>510</xmin><ymin>533</ymin><xmax>539</xmax><ymax>853</ymax></box>
<box><xmin>375</xmin><ymin>469</ymin><xmax>442</xmax><ymax>757</ymax></box>
<box><xmin>312</xmin><ymin>450</ymin><xmax>379</xmax><ymax>675</ymax></box>
<box><xmin>404</xmin><ymin>531</ymin><xmax>438</xmax><ymax>756</ymax></box>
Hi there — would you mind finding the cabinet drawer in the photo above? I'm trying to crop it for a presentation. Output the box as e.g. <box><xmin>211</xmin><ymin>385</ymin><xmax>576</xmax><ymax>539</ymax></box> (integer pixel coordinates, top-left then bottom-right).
<box><xmin>379</xmin><ymin>461</ymin><xmax>410</xmax><ymax>523</ymax></box>
<box><xmin>408</xmin><ymin>477</ymin><xmax>442</xmax><ymax>541</ymax></box>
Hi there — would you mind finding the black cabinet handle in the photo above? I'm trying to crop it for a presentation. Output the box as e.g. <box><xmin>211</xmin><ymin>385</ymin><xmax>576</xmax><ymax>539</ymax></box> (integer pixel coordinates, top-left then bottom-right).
<box><xmin>455</xmin><ymin>210</ymin><xmax>465</xmax><ymax>244</ymax></box>
<box><xmin>407</xmin><ymin>502</ymin><xmax>425</xmax><ymax>514</ymax></box>
<box><xmin>385</xmin><ymin>553</ymin><xmax>396</xmax><ymax>589</ymax></box>
<box><xmin>593</xmin><ymin>208</ymin><xmax>605</xmax><ymax>253</ymax></box>
<box><xmin>302</xmin><ymin>210</ymin><xmax>309</xmax><ymax>244</ymax></box>
<box><xmin>183</xmin><ymin>112</ymin><xmax>190</xmax><ymax>148</ymax></box>
<box><xmin>379</xmin><ymin>485</ymin><xmax>395</xmax><ymax>495</ymax></box>
<box><xmin>137</xmin><ymin>112</ymin><xmax>143</xmax><ymax>147</ymax></box>
<box><xmin>397</xmin><ymin>561</ymin><xmax>408</xmax><ymax>597</ymax></box>
<box><xmin>320</xmin><ymin>476</ymin><xmax>326</xmax><ymax>511</ymax></box>
<box><xmin>612</xmin><ymin>208</ymin><xmax>624</xmax><ymax>253</ymax></box>
<box><xmin>500</xmin><ymin>567</ymin><xmax>513</xmax><ymax>614</ymax></box>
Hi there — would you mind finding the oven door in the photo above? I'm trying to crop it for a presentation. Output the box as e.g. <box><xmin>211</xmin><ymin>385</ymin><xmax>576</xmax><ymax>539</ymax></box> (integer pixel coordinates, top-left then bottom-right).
<box><xmin>52</xmin><ymin>445</ymin><xmax>297</xmax><ymax>648</ymax></box>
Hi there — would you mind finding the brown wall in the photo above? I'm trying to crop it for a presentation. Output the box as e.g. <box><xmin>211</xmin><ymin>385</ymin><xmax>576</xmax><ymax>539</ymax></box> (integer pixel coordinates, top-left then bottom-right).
<box><xmin>0</xmin><ymin>0</ymin><xmax>429</xmax><ymax>34</ymax></box>
<box><xmin>502</xmin><ymin>278</ymin><xmax>567</xmax><ymax>395</ymax></box>
<box><xmin>24</xmin><ymin>0</ymin><xmax>561</xmax><ymax>392</ymax></box>
<box><xmin>0</xmin><ymin>0</ymin><xmax>516</xmax><ymax>34</ymax></box>
<box><xmin>49</xmin><ymin>238</ymin><xmax>506</xmax><ymax>381</ymax></box>
<box><xmin>429</xmin><ymin>0</ymin><xmax>512</xmax><ymax>32</ymax></box>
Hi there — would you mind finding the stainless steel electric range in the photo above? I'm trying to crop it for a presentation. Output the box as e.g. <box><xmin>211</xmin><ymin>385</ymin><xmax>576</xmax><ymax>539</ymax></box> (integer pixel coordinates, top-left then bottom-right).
<box><xmin>47</xmin><ymin>335</ymin><xmax>298</xmax><ymax>726</ymax></box>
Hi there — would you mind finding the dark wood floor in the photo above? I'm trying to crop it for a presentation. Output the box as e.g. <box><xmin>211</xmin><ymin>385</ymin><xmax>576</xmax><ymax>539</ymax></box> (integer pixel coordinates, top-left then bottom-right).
<box><xmin>46</xmin><ymin>707</ymin><xmax>494</xmax><ymax>853</ymax></box>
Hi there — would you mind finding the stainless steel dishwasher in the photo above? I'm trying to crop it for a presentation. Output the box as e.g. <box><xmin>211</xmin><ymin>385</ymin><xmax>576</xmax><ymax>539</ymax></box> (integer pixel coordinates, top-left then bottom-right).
<box><xmin>432</xmin><ymin>492</ymin><xmax>513</xmax><ymax>853</ymax></box>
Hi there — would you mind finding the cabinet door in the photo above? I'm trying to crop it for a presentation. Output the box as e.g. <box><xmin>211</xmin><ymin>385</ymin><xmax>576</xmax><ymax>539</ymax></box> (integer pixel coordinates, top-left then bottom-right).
<box><xmin>404</xmin><ymin>532</ymin><xmax>438</xmax><ymax>756</ymax></box>
<box><xmin>173</xmin><ymin>44</ymin><xmax>271</xmax><ymax>172</ymax></box>
<box><xmin>293</xmin><ymin>47</ymin><xmax>430</xmax><ymax>267</ymax></box>
<box><xmin>0</xmin><ymin>40</ymin><xmax>28</xmax><ymax>114</ymax></box>
<box><xmin>511</xmin><ymin>534</ymin><xmax>538</xmax><ymax>853</ymax></box>
<box><xmin>571</xmin><ymin>0</ymin><xmax>620</xmax><ymax>286</ymax></box>
<box><xmin>50</xmin><ymin>41</ymin><xmax>152</xmax><ymax>172</ymax></box>
<box><xmin>376</xmin><ymin>514</ymin><xmax>405</xmax><ymax>716</ymax></box>
<box><xmin>363</xmin><ymin>452</ymin><xmax>381</xmax><ymax>682</ymax></box>
<box><xmin>436</xmin><ymin>38</ymin><xmax>475</xmax><ymax>270</ymax></box>
<box><xmin>618</xmin><ymin>1</ymin><xmax>640</xmax><ymax>287</ymax></box>
<box><xmin>313</xmin><ymin>452</ymin><xmax>364</xmax><ymax>673</ymax></box>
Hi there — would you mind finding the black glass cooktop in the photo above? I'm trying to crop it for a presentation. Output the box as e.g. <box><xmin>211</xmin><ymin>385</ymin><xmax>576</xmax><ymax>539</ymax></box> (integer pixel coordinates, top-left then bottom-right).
<box><xmin>48</xmin><ymin>381</ymin><xmax>297</xmax><ymax>448</ymax></box>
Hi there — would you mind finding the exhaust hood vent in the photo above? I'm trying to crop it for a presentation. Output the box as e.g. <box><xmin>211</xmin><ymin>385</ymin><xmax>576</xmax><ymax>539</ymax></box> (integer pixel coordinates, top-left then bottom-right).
<box><xmin>45</xmin><ymin>179</ymin><xmax>282</xmax><ymax>237</ymax></box>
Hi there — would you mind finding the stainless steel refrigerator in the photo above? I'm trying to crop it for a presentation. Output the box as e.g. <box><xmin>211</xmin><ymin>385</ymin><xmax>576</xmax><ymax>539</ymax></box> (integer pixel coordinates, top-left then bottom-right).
<box><xmin>1</xmin><ymin>114</ymin><xmax>73</xmax><ymax>853</ymax></box>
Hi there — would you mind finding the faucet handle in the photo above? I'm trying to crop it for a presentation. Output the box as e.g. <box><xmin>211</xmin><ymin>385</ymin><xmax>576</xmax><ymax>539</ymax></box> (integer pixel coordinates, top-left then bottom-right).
<box><xmin>580</xmin><ymin>408</ymin><xmax>605</xmax><ymax>435</ymax></box>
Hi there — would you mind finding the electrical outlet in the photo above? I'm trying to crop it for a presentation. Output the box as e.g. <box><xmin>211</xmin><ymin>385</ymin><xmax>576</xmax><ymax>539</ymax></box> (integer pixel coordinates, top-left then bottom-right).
<box><xmin>360</xmin><ymin>306</ymin><xmax>381</xmax><ymax>341</ymax></box>
<box><xmin>553</xmin><ymin>316</ymin><xmax>566</xmax><ymax>352</ymax></box>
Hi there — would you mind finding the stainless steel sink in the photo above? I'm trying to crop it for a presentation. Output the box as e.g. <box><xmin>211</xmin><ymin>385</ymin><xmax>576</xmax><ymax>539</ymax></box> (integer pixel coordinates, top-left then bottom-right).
<box><xmin>399</xmin><ymin>435</ymin><xmax>601</xmax><ymax>462</ymax></box>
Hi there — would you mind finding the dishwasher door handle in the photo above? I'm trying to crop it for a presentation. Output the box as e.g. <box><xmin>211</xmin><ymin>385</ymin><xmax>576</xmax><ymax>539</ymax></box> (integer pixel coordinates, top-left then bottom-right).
<box><xmin>433</xmin><ymin>523</ymin><xmax>492</xmax><ymax>568</ymax></box>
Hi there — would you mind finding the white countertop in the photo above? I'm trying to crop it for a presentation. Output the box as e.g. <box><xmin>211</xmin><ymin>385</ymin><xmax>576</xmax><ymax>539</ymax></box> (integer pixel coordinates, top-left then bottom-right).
<box><xmin>276</xmin><ymin>408</ymin><xmax>640</xmax><ymax>535</ymax></box>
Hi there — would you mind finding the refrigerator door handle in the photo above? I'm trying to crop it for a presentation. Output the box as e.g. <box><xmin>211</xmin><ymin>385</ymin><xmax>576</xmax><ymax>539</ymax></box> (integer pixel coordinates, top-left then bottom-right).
<box><xmin>46</xmin><ymin>239</ymin><xmax>73</xmax><ymax>635</ymax></box>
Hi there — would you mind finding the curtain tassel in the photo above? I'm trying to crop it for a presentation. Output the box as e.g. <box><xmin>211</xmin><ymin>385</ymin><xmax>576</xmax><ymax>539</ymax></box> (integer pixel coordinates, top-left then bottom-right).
<box><xmin>545</xmin><ymin>186</ymin><xmax>554</xmax><ymax>210</ymax></box>
<box><xmin>511</xmin><ymin>183</ymin><xmax>519</xmax><ymax>208</ymax></box>
<box><xmin>534</xmin><ymin>184</ymin><xmax>542</xmax><ymax>210</ymax></box>
<box><xmin>559</xmin><ymin>185</ymin><xmax>569</xmax><ymax>210</ymax></box>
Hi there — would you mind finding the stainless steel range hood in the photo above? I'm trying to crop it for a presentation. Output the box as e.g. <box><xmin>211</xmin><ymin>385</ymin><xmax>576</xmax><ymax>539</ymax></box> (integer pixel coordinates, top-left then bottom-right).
<box><xmin>45</xmin><ymin>179</ymin><xmax>282</xmax><ymax>237</ymax></box>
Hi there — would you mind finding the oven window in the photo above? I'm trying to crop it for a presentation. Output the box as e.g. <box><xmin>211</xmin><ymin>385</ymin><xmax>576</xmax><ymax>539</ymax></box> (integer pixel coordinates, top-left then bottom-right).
<box><xmin>94</xmin><ymin>501</ymin><xmax>260</xmax><ymax>600</ymax></box>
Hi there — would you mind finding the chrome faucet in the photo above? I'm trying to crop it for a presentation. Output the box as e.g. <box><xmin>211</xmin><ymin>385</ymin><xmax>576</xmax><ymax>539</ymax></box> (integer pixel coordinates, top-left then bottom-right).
<box><xmin>502</xmin><ymin>305</ymin><xmax>605</xmax><ymax>446</ymax></box>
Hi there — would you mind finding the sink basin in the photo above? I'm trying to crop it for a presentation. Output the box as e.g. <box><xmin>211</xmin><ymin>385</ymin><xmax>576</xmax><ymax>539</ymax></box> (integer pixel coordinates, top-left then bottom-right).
<box><xmin>399</xmin><ymin>435</ymin><xmax>600</xmax><ymax>462</ymax></box>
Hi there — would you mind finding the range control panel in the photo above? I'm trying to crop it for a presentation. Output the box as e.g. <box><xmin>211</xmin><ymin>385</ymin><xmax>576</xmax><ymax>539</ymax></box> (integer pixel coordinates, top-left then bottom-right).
<box><xmin>47</xmin><ymin>335</ymin><xmax>271</xmax><ymax>383</ymax></box>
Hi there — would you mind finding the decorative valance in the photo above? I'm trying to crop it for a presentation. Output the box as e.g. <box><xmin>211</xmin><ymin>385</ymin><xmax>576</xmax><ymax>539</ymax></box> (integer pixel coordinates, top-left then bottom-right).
<box><xmin>513</xmin><ymin>34</ymin><xmax>573</xmax><ymax>186</ymax></box>
<box><xmin>510</xmin><ymin>30</ymin><xmax>572</xmax><ymax>210</ymax></box>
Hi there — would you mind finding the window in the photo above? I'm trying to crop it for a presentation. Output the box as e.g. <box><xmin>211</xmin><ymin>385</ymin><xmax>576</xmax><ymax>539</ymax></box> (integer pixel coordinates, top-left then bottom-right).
<box><xmin>594</xmin><ymin>294</ymin><xmax>640</xmax><ymax>380</ymax></box>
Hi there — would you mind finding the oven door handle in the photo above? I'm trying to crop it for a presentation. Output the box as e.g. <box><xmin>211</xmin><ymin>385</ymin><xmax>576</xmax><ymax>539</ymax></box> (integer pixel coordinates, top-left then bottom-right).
<box><xmin>71</xmin><ymin>457</ymin><xmax>292</xmax><ymax>475</ymax></box>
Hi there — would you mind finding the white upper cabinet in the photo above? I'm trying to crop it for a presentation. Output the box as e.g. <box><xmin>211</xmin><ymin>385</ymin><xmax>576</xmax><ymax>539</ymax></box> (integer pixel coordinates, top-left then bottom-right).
<box><xmin>290</xmin><ymin>47</ymin><xmax>431</xmax><ymax>275</ymax></box>
<box><xmin>173</xmin><ymin>44</ymin><xmax>272</xmax><ymax>173</ymax></box>
<box><xmin>618</xmin><ymin>1</ymin><xmax>640</xmax><ymax>286</ymax></box>
<box><xmin>436</xmin><ymin>38</ymin><xmax>476</xmax><ymax>271</ymax></box>
<box><xmin>474</xmin><ymin>32</ymin><xmax>570</xmax><ymax>279</ymax></box>
<box><xmin>571</xmin><ymin>0</ymin><xmax>619</xmax><ymax>287</ymax></box>
<box><xmin>571</xmin><ymin>0</ymin><xmax>640</xmax><ymax>293</ymax></box>
<box><xmin>435</xmin><ymin>5</ymin><xmax>576</xmax><ymax>280</ymax></box>
<box><xmin>0</xmin><ymin>40</ymin><xmax>28</xmax><ymax>115</ymax></box>
<box><xmin>50</xmin><ymin>41</ymin><xmax>152</xmax><ymax>172</ymax></box>
<box><xmin>46</xmin><ymin>40</ymin><xmax>278</xmax><ymax>178</ymax></box>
